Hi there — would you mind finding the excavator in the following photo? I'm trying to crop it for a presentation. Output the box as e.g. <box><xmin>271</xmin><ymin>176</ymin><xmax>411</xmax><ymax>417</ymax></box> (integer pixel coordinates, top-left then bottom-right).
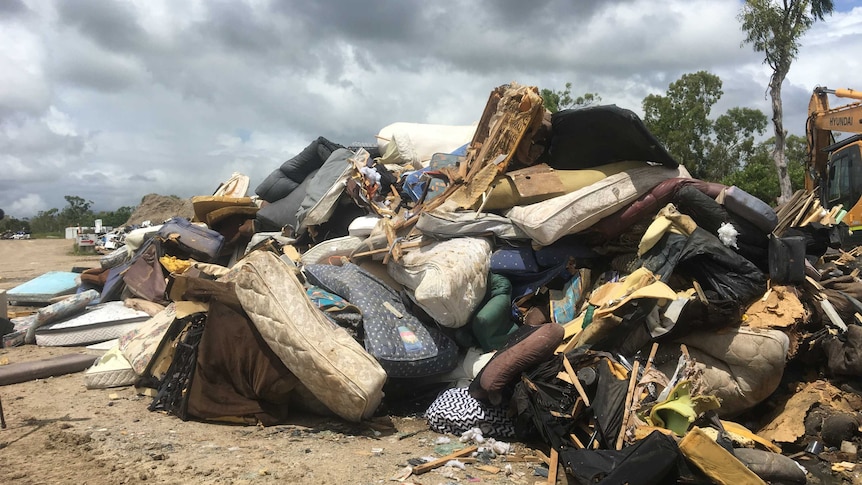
<box><xmin>806</xmin><ymin>86</ymin><xmax>862</xmax><ymax>231</ymax></box>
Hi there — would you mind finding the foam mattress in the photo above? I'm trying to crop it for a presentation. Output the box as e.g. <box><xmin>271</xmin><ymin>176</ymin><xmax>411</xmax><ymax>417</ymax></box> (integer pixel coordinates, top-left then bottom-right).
<box><xmin>7</xmin><ymin>271</ymin><xmax>80</xmax><ymax>305</ymax></box>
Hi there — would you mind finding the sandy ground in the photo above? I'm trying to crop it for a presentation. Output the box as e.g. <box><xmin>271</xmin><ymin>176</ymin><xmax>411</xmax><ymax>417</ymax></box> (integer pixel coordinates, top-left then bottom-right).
<box><xmin>0</xmin><ymin>239</ymin><xmax>547</xmax><ymax>485</ymax></box>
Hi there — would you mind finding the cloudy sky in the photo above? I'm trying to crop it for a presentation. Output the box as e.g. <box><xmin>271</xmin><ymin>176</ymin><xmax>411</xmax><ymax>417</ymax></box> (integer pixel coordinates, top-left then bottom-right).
<box><xmin>1</xmin><ymin>0</ymin><xmax>861</xmax><ymax>218</ymax></box>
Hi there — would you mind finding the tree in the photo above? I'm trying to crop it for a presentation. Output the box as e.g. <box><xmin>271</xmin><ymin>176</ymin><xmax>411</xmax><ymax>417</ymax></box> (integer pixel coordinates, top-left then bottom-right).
<box><xmin>740</xmin><ymin>0</ymin><xmax>834</xmax><ymax>203</ymax></box>
<box><xmin>708</xmin><ymin>107</ymin><xmax>769</xmax><ymax>179</ymax></box>
<box><xmin>723</xmin><ymin>134</ymin><xmax>806</xmax><ymax>204</ymax></box>
<box><xmin>59</xmin><ymin>195</ymin><xmax>94</xmax><ymax>227</ymax></box>
<box><xmin>29</xmin><ymin>208</ymin><xmax>61</xmax><ymax>234</ymax></box>
<box><xmin>643</xmin><ymin>71</ymin><xmax>722</xmax><ymax>180</ymax></box>
<box><xmin>643</xmin><ymin>71</ymin><xmax>768</xmax><ymax>181</ymax></box>
<box><xmin>0</xmin><ymin>215</ymin><xmax>30</xmax><ymax>234</ymax></box>
<box><xmin>93</xmin><ymin>206</ymin><xmax>135</xmax><ymax>228</ymax></box>
<box><xmin>541</xmin><ymin>82</ymin><xmax>601</xmax><ymax>113</ymax></box>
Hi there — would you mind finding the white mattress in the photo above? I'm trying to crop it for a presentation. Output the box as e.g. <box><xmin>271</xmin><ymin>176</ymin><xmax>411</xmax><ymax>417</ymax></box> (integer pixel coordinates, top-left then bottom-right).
<box><xmin>35</xmin><ymin>302</ymin><xmax>151</xmax><ymax>347</ymax></box>
<box><xmin>300</xmin><ymin>235</ymin><xmax>366</xmax><ymax>265</ymax></box>
<box><xmin>84</xmin><ymin>347</ymin><xmax>137</xmax><ymax>389</ymax></box>
<box><xmin>505</xmin><ymin>165</ymin><xmax>690</xmax><ymax>246</ymax></box>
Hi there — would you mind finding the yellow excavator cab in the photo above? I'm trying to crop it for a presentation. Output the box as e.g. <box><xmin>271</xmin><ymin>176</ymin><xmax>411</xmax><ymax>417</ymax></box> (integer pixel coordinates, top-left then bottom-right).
<box><xmin>807</xmin><ymin>87</ymin><xmax>862</xmax><ymax>230</ymax></box>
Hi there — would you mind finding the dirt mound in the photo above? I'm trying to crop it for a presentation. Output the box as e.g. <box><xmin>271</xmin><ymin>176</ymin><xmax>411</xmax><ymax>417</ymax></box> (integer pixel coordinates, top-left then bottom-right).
<box><xmin>124</xmin><ymin>194</ymin><xmax>195</xmax><ymax>226</ymax></box>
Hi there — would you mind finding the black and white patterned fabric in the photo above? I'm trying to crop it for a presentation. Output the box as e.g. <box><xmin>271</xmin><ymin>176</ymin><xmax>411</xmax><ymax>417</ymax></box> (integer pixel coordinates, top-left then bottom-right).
<box><xmin>304</xmin><ymin>263</ymin><xmax>458</xmax><ymax>378</ymax></box>
<box><xmin>425</xmin><ymin>386</ymin><xmax>516</xmax><ymax>438</ymax></box>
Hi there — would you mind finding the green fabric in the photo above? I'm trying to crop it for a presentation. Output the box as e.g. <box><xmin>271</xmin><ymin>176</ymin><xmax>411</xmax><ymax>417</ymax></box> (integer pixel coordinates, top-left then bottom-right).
<box><xmin>649</xmin><ymin>380</ymin><xmax>720</xmax><ymax>436</ymax></box>
<box><xmin>582</xmin><ymin>304</ymin><xmax>595</xmax><ymax>329</ymax></box>
<box><xmin>469</xmin><ymin>273</ymin><xmax>518</xmax><ymax>352</ymax></box>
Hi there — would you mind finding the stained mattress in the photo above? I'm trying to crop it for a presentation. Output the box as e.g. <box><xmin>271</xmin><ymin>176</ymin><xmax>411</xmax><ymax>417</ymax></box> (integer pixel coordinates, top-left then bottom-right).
<box><xmin>234</xmin><ymin>251</ymin><xmax>387</xmax><ymax>422</ymax></box>
<box><xmin>505</xmin><ymin>165</ymin><xmax>690</xmax><ymax>246</ymax></box>
<box><xmin>657</xmin><ymin>325</ymin><xmax>789</xmax><ymax>417</ymax></box>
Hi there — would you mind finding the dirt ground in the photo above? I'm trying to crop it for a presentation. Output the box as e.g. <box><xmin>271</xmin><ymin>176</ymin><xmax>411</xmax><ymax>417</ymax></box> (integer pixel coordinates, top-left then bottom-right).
<box><xmin>0</xmin><ymin>239</ymin><xmax>547</xmax><ymax>485</ymax></box>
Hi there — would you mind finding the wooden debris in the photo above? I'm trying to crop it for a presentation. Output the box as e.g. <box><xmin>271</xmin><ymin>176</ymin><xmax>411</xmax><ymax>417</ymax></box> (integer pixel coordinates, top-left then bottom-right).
<box><xmin>411</xmin><ymin>445</ymin><xmax>478</xmax><ymax>475</ymax></box>
<box><xmin>563</xmin><ymin>356</ymin><xmax>590</xmax><ymax>406</ymax></box>
<box><xmin>616</xmin><ymin>360</ymin><xmax>640</xmax><ymax>450</ymax></box>
<box><xmin>533</xmin><ymin>449</ymin><xmax>551</xmax><ymax>466</ymax></box>
<box><xmin>569</xmin><ymin>433</ymin><xmax>586</xmax><ymax>449</ymax></box>
<box><xmin>546</xmin><ymin>448</ymin><xmax>559</xmax><ymax>485</ymax></box>
<box><xmin>501</xmin><ymin>454</ymin><xmax>545</xmax><ymax>463</ymax></box>
<box><xmin>475</xmin><ymin>465</ymin><xmax>501</xmax><ymax>474</ymax></box>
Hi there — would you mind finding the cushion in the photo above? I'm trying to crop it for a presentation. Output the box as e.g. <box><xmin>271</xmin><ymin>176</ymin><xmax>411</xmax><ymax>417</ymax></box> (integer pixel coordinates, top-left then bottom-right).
<box><xmin>426</xmin><ymin>386</ymin><xmax>516</xmax><ymax>438</ymax></box>
<box><xmin>470</xmin><ymin>323</ymin><xmax>565</xmax><ymax>405</ymax></box>
<box><xmin>255</xmin><ymin>136</ymin><xmax>342</xmax><ymax>202</ymax></box>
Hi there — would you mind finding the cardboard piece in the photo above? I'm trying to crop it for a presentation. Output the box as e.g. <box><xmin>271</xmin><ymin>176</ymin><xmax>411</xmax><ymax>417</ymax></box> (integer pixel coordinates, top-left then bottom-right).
<box><xmin>743</xmin><ymin>286</ymin><xmax>805</xmax><ymax>328</ymax></box>
<box><xmin>757</xmin><ymin>380</ymin><xmax>862</xmax><ymax>443</ymax></box>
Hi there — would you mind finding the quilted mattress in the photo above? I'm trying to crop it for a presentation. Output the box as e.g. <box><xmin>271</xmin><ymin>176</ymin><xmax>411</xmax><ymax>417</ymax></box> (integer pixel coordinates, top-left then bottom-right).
<box><xmin>118</xmin><ymin>303</ymin><xmax>177</xmax><ymax>376</ymax></box>
<box><xmin>234</xmin><ymin>251</ymin><xmax>386</xmax><ymax>422</ymax></box>
<box><xmin>34</xmin><ymin>301</ymin><xmax>151</xmax><ymax>347</ymax></box>
<box><xmin>657</xmin><ymin>326</ymin><xmax>789</xmax><ymax>417</ymax></box>
<box><xmin>386</xmin><ymin>237</ymin><xmax>491</xmax><ymax>328</ymax></box>
<box><xmin>505</xmin><ymin>165</ymin><xmax>690</xmax><ymax>246</ymax></box>
<box><xmin>84</xmin><ymin>347</ymin><xmax>137</xmax><ymax>389</ymax></box>
<box><xmin>300</xmin><ymin>235</ymin><xmax>366</xmax><ymax>265</ymax></box>
<box><xmin>23</xmin><ymin>289</ymin><xmax>101</xmax><ymax>344</ymax></box>
<box><xmin>415</xmin><ymin>209</ymin><xmax>529</xmax><ymax>241</ymax></box>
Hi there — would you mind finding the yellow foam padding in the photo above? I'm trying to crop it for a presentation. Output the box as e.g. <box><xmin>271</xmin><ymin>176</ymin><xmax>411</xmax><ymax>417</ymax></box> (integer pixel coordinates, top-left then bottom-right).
<box><xmin>720</xmin><ymin>420</ymin><xmax>782</xmax><ymax>454</ymax></box>
<box><xmin>206</xmin><ymin>205</ymin><xmax>259</xmax><ymax>227</ymax></box>
<box><xmin>558</xmin><ymin>269</ymin><xmax>676</xmax><ymax>351</ymax></box>
<box><xmin>478</xmin><ymin>160</ymin><xmax>649</xmax><ymax>210</ymax></box>
<box><xmin>679</xmin><ymin>427</ymin><xmax>766</xmax><ymax>485</ymax></box>
<box><xmin>191</xmin><ymin>196</ymin><xmax>255</xmax><ymax>223</ymax></box>
<box><xmin>591</xmin><ymin>272</ymin><xmax>676</xmax><ymax>319</ymax></box>
<box><xmin>160</xmin><ymin>255</ymin><xmax>192</xmax><ymax>274</ymax></box>
<box><xmin>637</xmin><ymin>205</ymin><xmax>698</xmax><ymax>256</ymax></box>
<box><xmin>638</xmin><ymin>215</ymin><xmax>674</xmax><ymax>257</ymax></box>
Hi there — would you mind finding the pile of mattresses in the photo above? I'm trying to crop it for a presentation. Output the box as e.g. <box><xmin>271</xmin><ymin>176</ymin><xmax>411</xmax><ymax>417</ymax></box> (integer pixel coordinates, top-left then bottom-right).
<box><xmin>17</xmin><ymin>82</ymin><xmax>862</xmax><ymax>483</ymax></box>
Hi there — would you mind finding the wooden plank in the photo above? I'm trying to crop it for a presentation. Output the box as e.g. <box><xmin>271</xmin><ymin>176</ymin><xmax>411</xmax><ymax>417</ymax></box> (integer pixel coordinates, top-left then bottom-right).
<box><xmin>563</xmin><ymin>356</ymin><xmax>590</xmax><ymax>407</ymax></box>
<box><xmin>789</xmin><ymin>192</ymin><xmax>815</xmax><ymax>228</ymax></box>
<box><xmin>569</xmin><ymin>433</ymin><xmax>585</xmax><ymax>449</ymax></box>
<box><xmin>616</xmin><ymin>360</ymin><xmax>640</xmax><ymax>450</ymax></box>
<box><xmin>547</xmin><ymin>448</ymin><xmax>559</xmax><ymax>485</ymax></box>
<box><xmin>643</xmin><ymin>342</ymin><xmax>659</xmax><ymax>375</ymax></box>
<box><xmin>508</xmin><ymin>164</ymin><xmax>565</xmax><ymax>198</ymax></box>
<box><xmin>534</xmin><ymin>450</ymin><xmax>551</xmax><ymax>466</ymax></box>
<box><xmin>501</xmin><ymin>455</ymin><xmax>544</xmax><ymax>463</ymax></box>
<box><xmin>412</xmin><ymin>445</ymin><xmax>478</xmax><ymax>475</ymax></box>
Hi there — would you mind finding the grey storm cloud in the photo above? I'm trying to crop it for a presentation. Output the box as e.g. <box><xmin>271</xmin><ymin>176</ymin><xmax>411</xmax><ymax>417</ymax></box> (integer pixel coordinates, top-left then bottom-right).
<box><xmin>57</xmin><ymin>0</ymin><xmax>150</xmax><ymax>55</ymax></box>
<box><xmin>0</xmin><ymin>0</ymin><xmax>859</xmax><ymax>219</ymax></box>
<box><xmin>0</xmin><ymin>0</ymin><xmax>29</xmax><ymax>17</ymax></box>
